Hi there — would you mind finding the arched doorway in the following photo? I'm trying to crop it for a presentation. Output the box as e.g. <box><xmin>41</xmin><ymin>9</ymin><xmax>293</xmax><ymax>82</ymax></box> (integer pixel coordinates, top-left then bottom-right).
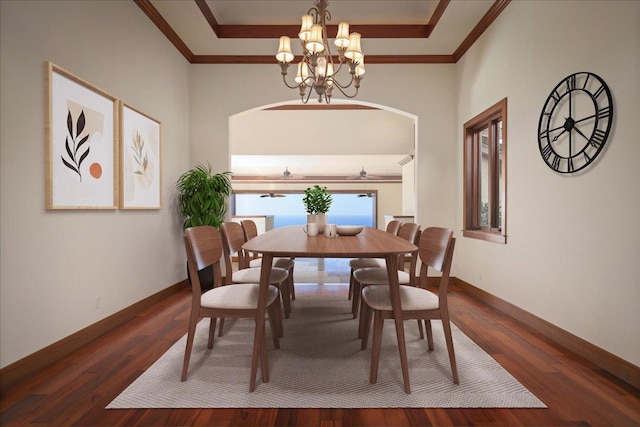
<box><xmin>228</xmin><ymin>100</ymin><xmax>418</xmax><ymax>229</ymax></box>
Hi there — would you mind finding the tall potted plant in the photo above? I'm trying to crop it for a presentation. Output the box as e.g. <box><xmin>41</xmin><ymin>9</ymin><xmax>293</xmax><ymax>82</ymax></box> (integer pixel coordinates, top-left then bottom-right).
<box><xmin>177</xmin><ymin>163</ymin><xmax>232</xmax><ymax>229</ymax></box>
<box><xmin>303</xmin><ymin>185</ymin><xmax>333</xmax><ymax>233</ymax></box>
<box><xmin>177</xmin><ymin>163</ymin><xmax>232</xmax><ymax>290</ymax></box>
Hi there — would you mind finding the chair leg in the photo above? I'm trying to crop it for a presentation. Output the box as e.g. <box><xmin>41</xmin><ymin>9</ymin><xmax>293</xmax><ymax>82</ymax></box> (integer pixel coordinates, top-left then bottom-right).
<box><xmin>267</xmin><ymin>304</ymin><xmax>280</xmax><ymax>349</ymax></box>
<box><xmin>417</xmin><ymin>319</ymin><xmax>425</xmax><ymax>339</ymax></box>
<box><xmin>351</xmin><ymin>278</ymin><xmax>362</xmax><ymax>318</ymax></box>
<box><xmin>260</xmin><ymin>325</ymin><xmax>270</xmax><ymax>384</ymax></box>
<box><xmin>289</xmin><ymin>265</ymin><xmax>296</xmax><ymax>300</ymax></box>
<box><xmin>369</xmin><ymin>310</ymin><xmax>384</xmax><ymax>384</ymax></box>
<box><xmin>425</xmin><ymin>320</ymin><xmax>434</xmax><ymax>351</ymax></box>
<box><xmin>272</xmin><ymin>291</ymin><xmax>284</xmax><ymax>338</ymax></box>
<box><xmin>207</xmin><ymin>317</ymin><xmax>217</xmax><ymax>349</ymax></box>
<box><xmin>360</xmin><ymin>302</ymin><xmax>373</xmax><ymax>350</ymax></box>
<box><xmin>181</xmin><ymin>312</ymin><xmax>199</xmax><ymax>381</ymax></box>
<box><xmin>358</xmin><ymin>293</ymin><xmax>365</xmax><ymax>339</ymax></box>
<box><xmin>279</xmin><ymin>280</ymin><xmax>291</xmax><ymax>319</ymax></box>
<box><xmin>357</xmin><ymin>283</ymin><xmax>369</xmax><ymax>337</ymax></box>
<box><xmin>218</xmin><ymin>318</ymin><xmax>225</xmax><ymax>337</ymax></box>
<box><xmin>442</xmin><ymin>318</ymin><xmax>459</xmax><ymax>384</ymax></box>
<box><xmin>348</xmin><ymin>268</ymin><xmax>354</xmax><ymax>300</ymax></box>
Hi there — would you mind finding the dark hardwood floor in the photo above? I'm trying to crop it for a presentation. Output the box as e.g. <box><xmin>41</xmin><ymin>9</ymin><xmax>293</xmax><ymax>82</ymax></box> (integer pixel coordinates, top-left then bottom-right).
<box><xmin>1</xmin><ymin>283</ymin><xmax>639</xmax><ymax>426</ymax></box>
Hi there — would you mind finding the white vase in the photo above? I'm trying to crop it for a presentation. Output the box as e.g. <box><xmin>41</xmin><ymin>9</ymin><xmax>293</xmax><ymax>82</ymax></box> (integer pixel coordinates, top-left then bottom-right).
<box><xmin>307</xmin><ymin>214</ymin><xmax>327</xmax><ymax>234</ymax></box>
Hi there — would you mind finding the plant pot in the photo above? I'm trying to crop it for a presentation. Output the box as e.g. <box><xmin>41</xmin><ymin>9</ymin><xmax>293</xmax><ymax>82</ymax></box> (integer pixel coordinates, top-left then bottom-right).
<box><xmin>307</xmin><ymin>214</ymin><xmax>327</xmax><ymax>234</ymax></box>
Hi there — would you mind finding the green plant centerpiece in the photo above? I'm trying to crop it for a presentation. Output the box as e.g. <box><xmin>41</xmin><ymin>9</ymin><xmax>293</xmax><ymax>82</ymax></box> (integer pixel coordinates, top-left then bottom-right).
<box><xmin>176</xmin><ymin>163</ymin><xmax>232</xmax><ymax>229</ymax></box>
<box><xmin>303</xmin><ymin>185</ymin><xmax>332</xmax><ymax>233</ymax></box>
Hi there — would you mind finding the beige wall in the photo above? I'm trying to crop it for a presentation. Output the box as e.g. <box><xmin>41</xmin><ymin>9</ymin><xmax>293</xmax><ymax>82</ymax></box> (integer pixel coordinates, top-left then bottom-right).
<box><xmin>0</xmin><ymin>0</ymin><xmax>191</xmax><ymax>367</ymax></box>
<box><xmin>455</xmin><ymin>0</ymin><xmax>640</xmax><ymax>365</ymax></box>
<box><xmin>190</xmin><ymin>63</ymin><xmax>458</xmax><ymax>229</ymax></box>
<box><xmin>230</xmin><ymin>109</ymin><xmax>415</xmax><ymax>156</ymax></box>
<box><xmin>1</xmin><ymin>0</ymin><xmax>638</xmax><ymax>372</ymax></box>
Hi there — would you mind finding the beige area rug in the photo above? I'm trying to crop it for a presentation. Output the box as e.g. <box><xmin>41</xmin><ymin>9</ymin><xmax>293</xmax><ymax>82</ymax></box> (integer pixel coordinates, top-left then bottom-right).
<box><xmin>292</xmin><ymin>258</ymin><xmax>352</xmax><ymax>283</ymax></box>
<box><xmin>107</xmin><ymin>295</ymin><xmax>546</xmax><ymax>408</ymax></box>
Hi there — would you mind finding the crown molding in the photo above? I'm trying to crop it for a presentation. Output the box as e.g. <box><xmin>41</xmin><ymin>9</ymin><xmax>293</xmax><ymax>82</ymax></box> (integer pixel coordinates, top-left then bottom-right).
<box><xmin>135</xmin><ymin>0</ymin><xmax>510</xmax><ymax>65</ymax></box>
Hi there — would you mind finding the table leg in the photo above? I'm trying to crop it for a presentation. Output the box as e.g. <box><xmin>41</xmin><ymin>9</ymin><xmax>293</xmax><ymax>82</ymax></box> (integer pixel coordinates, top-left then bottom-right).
<box><xmin>386</xmin><ymin>254</ymin><xmax>411</xmax><ymax>394</ymax></box>
<box><xmin>250</xmin><ymin>253</ymin><xmax>273</xmax><ymax>392</ymax></box>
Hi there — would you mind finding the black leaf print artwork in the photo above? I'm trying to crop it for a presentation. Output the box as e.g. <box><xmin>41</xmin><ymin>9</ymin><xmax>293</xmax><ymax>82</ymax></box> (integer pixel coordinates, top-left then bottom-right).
<box><xmin>61</xmin><ymin>109</ymin><xmax>91</xmax><ymax>182</ymax></box>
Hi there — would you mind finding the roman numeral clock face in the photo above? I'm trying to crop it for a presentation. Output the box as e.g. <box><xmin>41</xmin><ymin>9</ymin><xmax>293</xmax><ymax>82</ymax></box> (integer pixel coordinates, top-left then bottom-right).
<box><xmin>538</xmin><ymin>72</ymin><xmax>613</xmax><ymax>173</ymax></box>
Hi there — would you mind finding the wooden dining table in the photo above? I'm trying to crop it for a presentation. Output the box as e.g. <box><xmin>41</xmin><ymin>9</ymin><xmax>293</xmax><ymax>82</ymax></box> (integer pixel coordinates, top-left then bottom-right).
<box><xmin>242</xmin><ymin>225</ymin><xmax>418</xmax><ymax>393</ymax></box>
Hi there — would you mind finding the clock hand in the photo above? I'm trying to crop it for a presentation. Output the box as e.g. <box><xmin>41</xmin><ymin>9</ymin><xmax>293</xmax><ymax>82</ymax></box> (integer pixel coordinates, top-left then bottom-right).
<box><xmin>552</xmin><ymin>128</ymin><xmax>566</xmax><ymax>142</ymax></box>
<box><xmin>551</xmin><ymin>116</ymin><xmax>576</xmax><ymax>142</ymax></box>
<box><xmin>573</xmin><ymin>126</ymin><xmax>590</xmax><ymax>141</ymax></box>
<box><xmin>573</xmin><ymin>113</ymin><xmax>597</xmax><ymax>125</ymax></box>
<box><xmin>548</xmin><ymin>115</ymin><xmax>577</xmax><ymax>134</ymax></box>
<box><xmin>547</xmin><ymin>123</ymin><xmax>566</xmax><ymax>133</ymax></box>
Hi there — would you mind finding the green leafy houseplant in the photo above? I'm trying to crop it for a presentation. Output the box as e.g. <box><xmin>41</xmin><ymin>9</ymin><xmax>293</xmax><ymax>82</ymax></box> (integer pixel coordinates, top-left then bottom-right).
<box><xmin>176</xmin><ymin>163</ymin><xmax>232</xmax><ymax>230</ymax></box>
<box><xmin>303</xmin><ymin>185</ymin><xmax>333</xmax><ymax>214</ymax></box>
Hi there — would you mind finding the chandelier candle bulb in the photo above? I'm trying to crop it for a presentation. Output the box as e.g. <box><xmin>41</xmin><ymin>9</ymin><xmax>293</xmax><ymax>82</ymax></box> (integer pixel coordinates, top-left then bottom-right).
<box><xmin>276</xmin><ymin>36</ymin><xmax>294</xmax><ymax>63</ymax></box>
<box><xmin>317</xmin><ymin>56</ymin><xmax>327</xmax><ymax>77</ymax></box>
<box><xmin>356</xmin><ymin>57</ymin><xmax>365</xmax><ymax>77</ymax></box>
<box><xmin>335</xmin><ymin>22</ymin><xmax>350</xmax><ymax>48</ymax></box>
<box><xmin>306</xmin><ymin>24</ymin><xmax>325</xmax><ymax>53</ymax></box>
<box><xmin>326</xmin><ymin>63</ymin><xmax>335</xmax><ymax>83</ymax></box>
<box><xmin>295</xmin><ymin>62</ymin><xmax>309</xmax><ymax>84</ymax></box>
<box><xmin>345</xmin><ymin>33</ymin><xmax>363</xmax><ymax>61</ymax></box>
<box><xmin>299</xmin><ymin>14</ymin><xmax>313</xmax><ymax>41</ymax></box>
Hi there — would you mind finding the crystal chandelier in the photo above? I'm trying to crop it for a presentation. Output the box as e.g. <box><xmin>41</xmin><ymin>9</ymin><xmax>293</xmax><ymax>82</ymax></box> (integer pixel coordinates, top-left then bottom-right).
<box><xmin>275</xmin><ymin>0</ymin><xmax>365</xmax><ymax>104</ymax></box>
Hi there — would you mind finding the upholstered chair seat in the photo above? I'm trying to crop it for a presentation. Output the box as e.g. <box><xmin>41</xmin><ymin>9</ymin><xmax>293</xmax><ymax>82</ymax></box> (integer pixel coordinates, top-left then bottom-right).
<box><xmin>361</xmin><ymin>284</ymin><xmax>439</xmax><ymax>312</ymax></box>
<box><xmin>353</xmin><ymin>268</ymin><xmax>412</xmax><ymax>286</ymax></box>
<box><xmin>232</xmin><ymin>267</ymin><xmax>288</xmax><ymax>286</ymax></box>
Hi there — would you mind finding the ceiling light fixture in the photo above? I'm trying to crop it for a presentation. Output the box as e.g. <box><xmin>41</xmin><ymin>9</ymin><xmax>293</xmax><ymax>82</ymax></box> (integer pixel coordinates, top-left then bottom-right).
<box><xmin>348</xmin><ymin>166</ymin><xmax>381</xmax><ymax>180</ymax></box>
<box><xmin>276</xmin><ymin>0</ymin><xmax>365</xmax><ymax>104</ymax></box>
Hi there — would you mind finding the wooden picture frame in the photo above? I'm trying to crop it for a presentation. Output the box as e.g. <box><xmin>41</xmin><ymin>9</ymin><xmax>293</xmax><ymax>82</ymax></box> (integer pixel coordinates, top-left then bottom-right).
<box><xmin>45</xmin><ymin>62</ymin><xmax>118</xmax><ymax>210</ymax></box>
<box><xmin>119</xmin><ymin>102</ymin><xmax>162</xmax><ymax>209</ymax></box>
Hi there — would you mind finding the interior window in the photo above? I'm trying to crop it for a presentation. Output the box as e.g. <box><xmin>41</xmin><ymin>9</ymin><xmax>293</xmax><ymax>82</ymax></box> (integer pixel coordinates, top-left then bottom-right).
<box><xmin>233</xmin><ymin>191</ymin><xmax>376</xmax><ymax>228</ymax></box>
<box><xmin>463</xmin><ymin>98</ymin><xmax>507</xmax><ymax>244</ymax></box>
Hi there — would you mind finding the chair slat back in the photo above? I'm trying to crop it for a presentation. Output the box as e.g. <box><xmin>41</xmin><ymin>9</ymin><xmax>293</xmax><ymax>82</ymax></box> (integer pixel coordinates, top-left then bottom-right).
<box><xmin>240</xmin><ymin>219</ymin><xmax>261</xmax><ymax>267</ymax></box>
<box><xmin>241</xmin><ymin>219</ymin><xmax>259</xmax><ymax>241</ymax></box>
<box><xmin>418</xmin><ymin>227</ymin><xmax>454</xmax><ymax>272</ymax></box>
<box><xmin>397</xmin><ymin>222</ymin><xmax>420</xmax><ymax>244</ymax></box>
<box><xmin>395</xmin><ymin>222</ymin><xmax>420</xmax><ymax>284</ymax></box>
<box><xmin>185</xmin><ymin>226</ymin><xmax>222</xmax><ymax>271</ymax></box>
<box><xmin>386</xmin><ymin>220</ymin><xmax>402</xmax><ymax>235</ymax></box>
<box><xmin>220</xmin><ymin>221</ymin><xmax>246</xmax><ymax>256</ymax></box>
<box><xmin>220</xmin><ymin>222</ymin><xmax>250</xmax><ymax>280</ymax></box>
<box><xmin>184</xmin><ymin>226</ymin><xmax>223</xmax><ymax>296</ymax></box>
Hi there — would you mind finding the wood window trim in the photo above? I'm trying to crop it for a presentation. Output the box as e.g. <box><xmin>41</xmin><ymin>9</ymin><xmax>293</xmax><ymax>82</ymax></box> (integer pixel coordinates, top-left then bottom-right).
<box><xmin>463</xmin><ymin>98</ymin><xmax>507</xmax><ymax>244</ymax></box>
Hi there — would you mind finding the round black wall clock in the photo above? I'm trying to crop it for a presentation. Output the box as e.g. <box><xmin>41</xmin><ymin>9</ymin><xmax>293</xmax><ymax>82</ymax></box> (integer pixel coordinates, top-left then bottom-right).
<box><xmin>537</xmin><ymin>72</ymin><xmax>613</xmax><ymax>174</ymax></box>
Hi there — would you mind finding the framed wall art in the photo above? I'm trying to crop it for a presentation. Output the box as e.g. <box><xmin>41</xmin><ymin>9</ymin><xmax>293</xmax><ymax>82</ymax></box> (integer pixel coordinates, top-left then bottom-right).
<box><xmin>119</xmin><ymin>102</ymin><xmax>162</xmax><ymax>209</ymax></box>
<box><xmin>45</xmin><ymin>62</ymin><xmax>118</xmax><ymax>210</ymax></box>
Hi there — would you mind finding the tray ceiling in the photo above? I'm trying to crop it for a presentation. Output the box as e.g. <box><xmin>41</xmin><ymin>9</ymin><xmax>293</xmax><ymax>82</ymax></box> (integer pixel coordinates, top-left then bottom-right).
<box><xmin>138</xmin><ymin>0</ymin><xmax>510</xmax><ymax>63</ymax></box>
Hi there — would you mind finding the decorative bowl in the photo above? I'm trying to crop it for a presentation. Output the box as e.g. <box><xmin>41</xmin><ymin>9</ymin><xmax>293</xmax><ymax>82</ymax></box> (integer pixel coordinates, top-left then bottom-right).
<box><xmin>336</xmin><ymin>225</ymin><xmax>364</xmax><ymax>236</ymax></box>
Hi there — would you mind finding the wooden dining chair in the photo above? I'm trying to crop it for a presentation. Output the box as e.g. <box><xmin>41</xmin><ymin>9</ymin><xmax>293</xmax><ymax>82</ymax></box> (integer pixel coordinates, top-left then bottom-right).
<box><xmin>241</xmin><ymin>219</ymin><xmax>296</xmax><ymax>302</ymax></box>
<box><xmin>220</xmin><ymin>222</ymin><xmax>291</xmax><ymax>320</ymax></box>
<box><xmin>181</xmin><ymin>226</ymin><xmax>281</xmax><ymax>386</ymax></box>
<box><xmin>359</xmin><ymin>227</ymin><xmax>458</xmax><ymax>393</ymax></box>
<box><xmin>348</xmin><ymin>220</ymin><xmax>402</xmax><ymax>303</ymax></box>
<box><xmin>351</xmin><ymin>222</ymin><xmax>420</xmax><ymax>328</ymax></box>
